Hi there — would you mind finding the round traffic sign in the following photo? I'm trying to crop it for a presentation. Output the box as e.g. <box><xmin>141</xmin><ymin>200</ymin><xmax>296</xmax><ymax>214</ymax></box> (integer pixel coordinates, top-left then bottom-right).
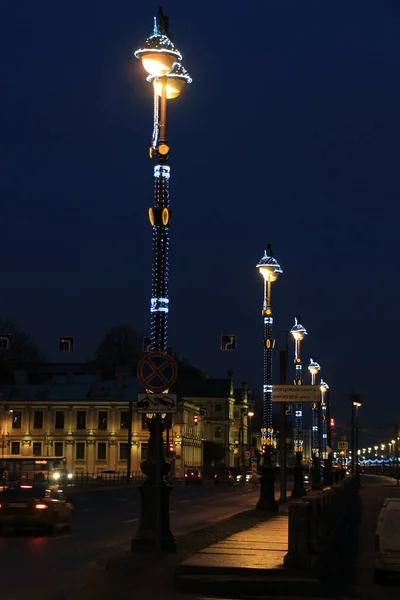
<box><xmin>137</xmin><ymin>352</ymin><xmax>178</xmax><ymax>392</ymax></box>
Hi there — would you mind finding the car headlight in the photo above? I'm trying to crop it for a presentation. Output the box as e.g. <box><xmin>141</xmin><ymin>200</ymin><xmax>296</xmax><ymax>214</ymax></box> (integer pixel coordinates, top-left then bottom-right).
<box><xmin>53</xmin><ymin>472</ymin><xmax>60</xmax><ymax>480</ymax></box>
<box><xmin>67</xmin><ymin>473</ymin><xmax>73</xmax><ymax>480</ymax></box>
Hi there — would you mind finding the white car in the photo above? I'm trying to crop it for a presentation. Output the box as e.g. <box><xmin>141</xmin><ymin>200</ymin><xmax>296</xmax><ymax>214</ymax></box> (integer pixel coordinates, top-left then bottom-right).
<box><xmin>375</xmin><ymin>497</ymin><xmax>400</xmax><ymax>583</ymax></box>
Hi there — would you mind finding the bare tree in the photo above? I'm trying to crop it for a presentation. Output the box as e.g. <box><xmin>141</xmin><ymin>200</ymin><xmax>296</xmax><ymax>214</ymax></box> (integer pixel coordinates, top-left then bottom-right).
<box><xmin>93</xmin><ymin>324</ymin><xmax>144</xmax><ymax>372</ymax></box>
<box><xmin>0</xmin><ymin>317</ymin><xmax>45</xmax><ymax>366</ymax></box>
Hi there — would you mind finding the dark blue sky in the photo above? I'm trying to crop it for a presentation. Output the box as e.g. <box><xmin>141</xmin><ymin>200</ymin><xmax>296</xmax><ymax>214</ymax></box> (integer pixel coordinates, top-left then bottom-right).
<box><xmin>2</xmin><ymin>1</ymin><xmax>399</xmax><ymax>438</ymax></box>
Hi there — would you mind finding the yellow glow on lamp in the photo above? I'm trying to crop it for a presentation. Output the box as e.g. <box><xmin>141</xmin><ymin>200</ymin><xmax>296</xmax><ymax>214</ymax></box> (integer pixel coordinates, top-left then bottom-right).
<box><xmin>258</xmin><ymin>264</ymin><xmax>280</xmax><ymax>282</ymax></box>
<box><xmin>153</xmin><ymin>78</ymin><xmax>186</xmax><ymax>99</ymax></box>
<box><xmin>141</xmin><ymin>53</ymin><xmax>176</xmax><ymax>77</ymax></box>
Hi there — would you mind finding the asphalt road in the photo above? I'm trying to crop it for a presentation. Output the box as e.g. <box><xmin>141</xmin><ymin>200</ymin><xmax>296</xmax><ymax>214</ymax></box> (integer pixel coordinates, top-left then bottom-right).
<box><xmin>0</xmin><ymin>479</ymin><xmax>285</xmax><ymax>600</ymax></box>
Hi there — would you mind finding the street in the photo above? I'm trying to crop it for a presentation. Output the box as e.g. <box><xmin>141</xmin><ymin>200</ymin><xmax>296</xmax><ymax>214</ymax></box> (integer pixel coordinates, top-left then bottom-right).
<box><xmin>0</xmin><ymin>480</ymin><xmax>270</xmax><ymax>600</ymax></box>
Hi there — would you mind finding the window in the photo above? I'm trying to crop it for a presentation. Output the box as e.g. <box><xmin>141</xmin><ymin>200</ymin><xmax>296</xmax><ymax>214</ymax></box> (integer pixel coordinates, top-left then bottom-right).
<box><xmin>76</xmin><ymin>442</ymin><xmax>85</xmax><ymax>460</ymax></box>
<box><xmin>215</xmin><ymin>404</ymin><xmax>222</xmax><ymax>412</ymax></box>
<box><xmin>54</xmin><ymin>442</ymin><xmax>63</xmax><ymax>457</ymax></box>
<box><xmin>55</xmin><ymin>411</ymin><xmax>65</xmax><ymax>430</ymax></box>
<box><xmin>97</xmin><ymin>442</ymin><xmax>107</xmax><ymax>461</ymax></box>
<box><xmin>76</xmin><ymin>411</ymin><xmax>86</xmax><ymax>430</ymax></box>
<box><xmin>141</xmin><ymin>443</ymin><xmax>148</xmax><ymax>461</ymax></box>
<box><xmin>120</xmin><ymin>411</ymin><xmax>130</xmax><ymax>429</ymax></box>
<box><xmin>33</xmin><ymin>410</ymin><xmax>43</xmax><ymax>429</ymax></box>
<box><xmin>141</xmin><ymin>414</ymin><xmax>149</xmax><ymax>430</ymax></box>
<box><xmin>33</xmin><ymin>442</ymin><xmax>42</xmax><ymax>456</ymax></box>
<box><xmin>11</xmin><ymin>441</ymin><xmax>20</xmax><ymax>455</ymax></box>
<box><xmin>234</xmin><ymin>410</ymin><xmax>240</xmax><ymax>419</ymax></box>
<box><xmin>98</xmin><ymin>411</ymin><xmax>108</xmax><ymax>430</ymax></box>
<box><xmin>119</xmin><ymin>443</ymin><xmax>129</xmax><ymax>461</ymax></box>
<box><xmin>214</xmin><ymin>426</ymin><xmax>222</xmax><ymax>439</ymax></box>
<box><xmin>12</xmin><ymin>411</ymin><xmax>22</xmax><ymax>429</ymax></box>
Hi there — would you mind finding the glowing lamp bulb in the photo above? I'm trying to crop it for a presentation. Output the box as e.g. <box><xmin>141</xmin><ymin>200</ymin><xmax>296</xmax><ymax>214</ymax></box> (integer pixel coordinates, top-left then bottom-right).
<box><xmin>140</xmin><ymin>53</ymin><xmax>176</xmax><ymax>77</ymax></box>
<box><xmin>153</xmin><ymin>77</ymin><xmax>186</xmax><ymax>99</ymax></box>
<box><xmin>258</xmin><ymin>265</ymin><xmax>280</xmax><ymax>282</ymax></box>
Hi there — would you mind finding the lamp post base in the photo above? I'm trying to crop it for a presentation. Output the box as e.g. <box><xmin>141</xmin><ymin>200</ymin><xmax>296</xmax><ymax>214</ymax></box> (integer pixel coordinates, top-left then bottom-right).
<box><xmin>256</xmin><ymin>465</ymin><xmax>278</xmax><ymax>512</ymax></box>
<box><xmin>131</xmin><ymin>480</ymin><xmax>177</xmax><ymax>553</ymax></box>
<box><xmin>311</xmin><ymin>461</ymin><xmax>322</xmax><ymax>490</ymax></box>
<box><xmin>292</xmin><ymin>463</ymin><xmax>307</xmax><ymax>498</ymax></box>
<box><xmin>322</xmin><ymin>464</ymin><xmax>333</xmax><ymax>487</ymax></box>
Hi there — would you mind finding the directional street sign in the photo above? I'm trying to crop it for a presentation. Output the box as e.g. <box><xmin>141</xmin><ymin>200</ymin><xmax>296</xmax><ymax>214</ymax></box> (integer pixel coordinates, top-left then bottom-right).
<box><xmin>272</xmin><ymin>385</ymin><xmax>320</xmax><ymax>403</ymax></box>
<box><xmin>58</xmin><ymin>337</ymin><xmax>74</xmax><ymax>352</ymax></box>
<box><xmin>137</xmin><ymin>352</ymin><xmax>178</xmax><ymax>392</ymax></box>
<box><xmin>137</xmin><ymin>393</ymin><xmax>177</xmax><ymax>414</ymax></box>
<box><xmin>221</xmin><ymin>335</ymin><xmax>237</xmax><ymax>351</ymax></box>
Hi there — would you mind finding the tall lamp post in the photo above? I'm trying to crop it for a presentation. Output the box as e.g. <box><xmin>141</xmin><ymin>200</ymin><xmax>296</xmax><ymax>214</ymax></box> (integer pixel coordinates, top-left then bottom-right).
<box><xmin>320</xmin><ymin>380</ymin><xmax>330</xmax><ymax>485</ymax></box>
<box><xmin>309</xmin><ymin>358</ymin><xmax>321</xmax><ymax>490</ymax></box>
<box><xmin>290</xmin><ymin>316</ymin><xmax>307</xmax><ymax>498</ymax></box>
<box><xmin>132</xmin><ymin>9</ymin><xmax>192</xmax><ymax>553</ymax></box>
<box><xmin>256</xmin><ymin>245</ymin><xmax>282</xmax><ymax>512</ymax></box>
<box><xmin>353</xmin><ymin>397</ymin><xmax>362</xmax><ymax>485</ymax></box>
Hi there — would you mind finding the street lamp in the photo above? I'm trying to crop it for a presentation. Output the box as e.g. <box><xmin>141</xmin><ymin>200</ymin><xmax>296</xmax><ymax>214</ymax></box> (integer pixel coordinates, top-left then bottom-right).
<box><xmin>256</xmin><ymin>244</ymin><xmax>282</xmax><ymax>512</ymax></box>
<box><xmin>132</xmin><ymin>8</ymin><xmax>192</xmax><ymax>554</ymax></box>
<box><xmin>308</xmin><ymin>358</ymin><xmax>321</xmax><ymax>489</ymax></box>
<box><xmin>351</xmin><ymin>395</ymin><xmax>362</xmax><ymax>485</ymax></box>
<box><xmin>320</xmin><ymin>380</ymin><xmax>331</xmax><ymax>485</ymax></box>
<box><xmin>290</xmin><ymin>316</ymin><xmax>307</xmax><ymax>498</ymax></box>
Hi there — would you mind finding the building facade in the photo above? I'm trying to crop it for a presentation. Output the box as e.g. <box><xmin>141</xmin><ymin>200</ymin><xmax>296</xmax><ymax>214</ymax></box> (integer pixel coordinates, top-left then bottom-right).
<box><xmin>0</xmin><ymin>363</ymin><xmax>252</xmax><ymax>477</ymax></box>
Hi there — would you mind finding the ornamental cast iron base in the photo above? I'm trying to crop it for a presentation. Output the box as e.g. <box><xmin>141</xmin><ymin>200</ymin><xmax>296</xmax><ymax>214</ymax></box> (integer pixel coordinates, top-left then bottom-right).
<box><xmin>292</xmin><ymin>462</ymin><xmax>307</xmax><ymax>498</ymax></box>
<box><xmin>131</xmin><ymin>415</ymin><xmax>176</xmax><ymax>553</ymax></box>
<box><xmin>322</xmin><ymin>465</ymin><xmax>333</xmax><ymax>487</ymax></box>
<box><xmin>311</xmin><ymin>460</ymin><xmax>322</xmax><ymax>490</ymax></box>
<box><xmin>131</xmin><ymin>479</ymin><xmax>176</xmax><ymax>553</ymax></box>
<box><xmin>256</xmin><ymin>464</ymin><xmax>278</xmax><ymax>512</ymax></box>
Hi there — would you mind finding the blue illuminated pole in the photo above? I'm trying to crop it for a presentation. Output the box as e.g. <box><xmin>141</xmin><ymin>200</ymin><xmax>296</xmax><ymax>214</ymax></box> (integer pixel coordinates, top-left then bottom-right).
<box><xmin>256</xmin><ymin>245</ymin><xmax>282</xmax><ymax>512</ymax></box>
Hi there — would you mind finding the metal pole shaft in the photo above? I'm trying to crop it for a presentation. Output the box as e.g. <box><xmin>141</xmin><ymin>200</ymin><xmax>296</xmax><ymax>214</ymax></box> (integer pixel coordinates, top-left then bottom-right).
<box><xmin>279</xmin><ymin>349</ymin><xmax>287</xmax><ymax>502</ymax></box>
<box><xmin>351</xmin><ymin>403</ymin><xmax>355</xmax><ymax>473</ymax></box>
<box><xmin>155</xmin><ymin>414</ymin><xmax>161</xmax><ymax>553</ymax></box>
<box><xmin>127</xmin><ymin>400</ymin><xmax>133</xmax><ymax>481</ymax></box>
<box><xmin>395</xmin><ymin>424</ymin><xmax>399</xmax><ymax>487</ymax></box>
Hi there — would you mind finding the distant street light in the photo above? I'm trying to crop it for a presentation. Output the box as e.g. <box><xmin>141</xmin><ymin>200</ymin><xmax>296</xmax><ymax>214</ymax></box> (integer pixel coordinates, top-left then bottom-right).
<box><xmin>290</xmin><ymin>316</ymin><xmax>307</xmax><ymax>498</ymax></box>
<box><xmin>309</xmin><ymin>358</ymin><xmax>321</xmax><ymax>489</ymax></box>
<box><xmin>256</xmin><ymin>245</ymin><xmax>282</xmax><ymax>512</ymax></box>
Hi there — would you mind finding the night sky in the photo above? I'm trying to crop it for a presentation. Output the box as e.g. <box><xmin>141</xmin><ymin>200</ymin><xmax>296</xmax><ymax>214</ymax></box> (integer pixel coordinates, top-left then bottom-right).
<box><xmin>2</xmin><ymin>1</ymin><xmax>400</xmax><ymax>441</ymax></box>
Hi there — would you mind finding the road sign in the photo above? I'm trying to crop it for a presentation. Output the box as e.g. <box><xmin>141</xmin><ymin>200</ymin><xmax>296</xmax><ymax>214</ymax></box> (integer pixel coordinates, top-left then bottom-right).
<box><xmin>245</xmin><ymin>450</ymin><xmax>250</xmax><ymax>458</ymax></box>
<box><xmin>338</xmin><ymin>441</ymin><xmax>348</xmax><ymax>450</ymax></box>
<box><xmin>0</xmin><ymin>335</ymin><xmax>11</xmax><ymax>350</ymax></box>
<box><xmin>326</xmin><ymin>446</ymin><xmax>333</xmax><ymax>454</ymax></box>
<box><xmin>137</xmin><ymin>393</ymin><xmax>177</xmax><ymax>413</ymax></box>
<box><xmin>199</xmin><ymin>407</ymin><xmax>207</xmax><ymax>417</ymax></box>
<box><xmin>58</xmin><ymin>337</ymin><xmax>74</xmax><ymax>352</ymax></box>
<box><xmin>142</xmin><ymin>336</ymin><xmax>152</xmax><ymax>352</ymax></box>
<box><xmin>272</xmin><ymin>385</ymin><xmax>320</xmax><ymax>403</ymax></box>
<box><xmin>221</xmin><ymin>335</ymin><xmax>237</xmax><ymax>351</ymax></box>
<box><xmin>137</xmin><ymin>352</ymin><xmax>178</xmax><ymax>392</ymax></box>
<box><xmin>251</xmin><ymin>455</ymin><xmax>258</xmax><ymax>462</ymax></box>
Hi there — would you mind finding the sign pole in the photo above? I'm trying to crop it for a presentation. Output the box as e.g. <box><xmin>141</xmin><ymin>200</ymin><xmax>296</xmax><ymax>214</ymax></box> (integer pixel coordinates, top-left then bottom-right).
<box><xmin>155</xmin><ymin>413</ymin><xmax>161</xmax><ymax>553</ymax></box>
<box><xmin>279</xmin><ymin>348</ymin><xmax>288</xmax><ymax>503</ymax></box>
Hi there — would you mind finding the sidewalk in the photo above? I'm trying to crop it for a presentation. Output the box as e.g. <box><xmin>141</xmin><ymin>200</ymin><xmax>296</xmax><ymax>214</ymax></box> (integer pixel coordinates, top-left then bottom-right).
<box><xmin>175</xmin><ymin>505</ymin><xmax>320</xmax><ymax>597</ymax></box>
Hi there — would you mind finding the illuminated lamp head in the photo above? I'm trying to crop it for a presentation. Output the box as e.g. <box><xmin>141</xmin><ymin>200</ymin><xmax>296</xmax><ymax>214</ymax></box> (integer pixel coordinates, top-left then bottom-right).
<box><xmin>290</xmin><ymin>315</ymin><xmax>307</xmax><ymax>341</ymax></box>
<box><xmin>308</xmin><ymin>358</ymin><xmax>321</xmax><ymax>377</ymax></box>
<box><xmin>147</xmin><ymin>62</ymin><xmax>192</xmax><ymax>99</ymax></box>
<box><xmin>320</xmin><ymin>379</ymin><xmax>329</xmax><ymax>394</ymax></box>
<box><xmin>256</xmin><ymin>244</ymin><xmax>283</xmax><ymax>282</ymax></box>
<box><xmin>134</xmin><ymin>17</ymin><xmax>182</xmax><ymax>77</ymax></box>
